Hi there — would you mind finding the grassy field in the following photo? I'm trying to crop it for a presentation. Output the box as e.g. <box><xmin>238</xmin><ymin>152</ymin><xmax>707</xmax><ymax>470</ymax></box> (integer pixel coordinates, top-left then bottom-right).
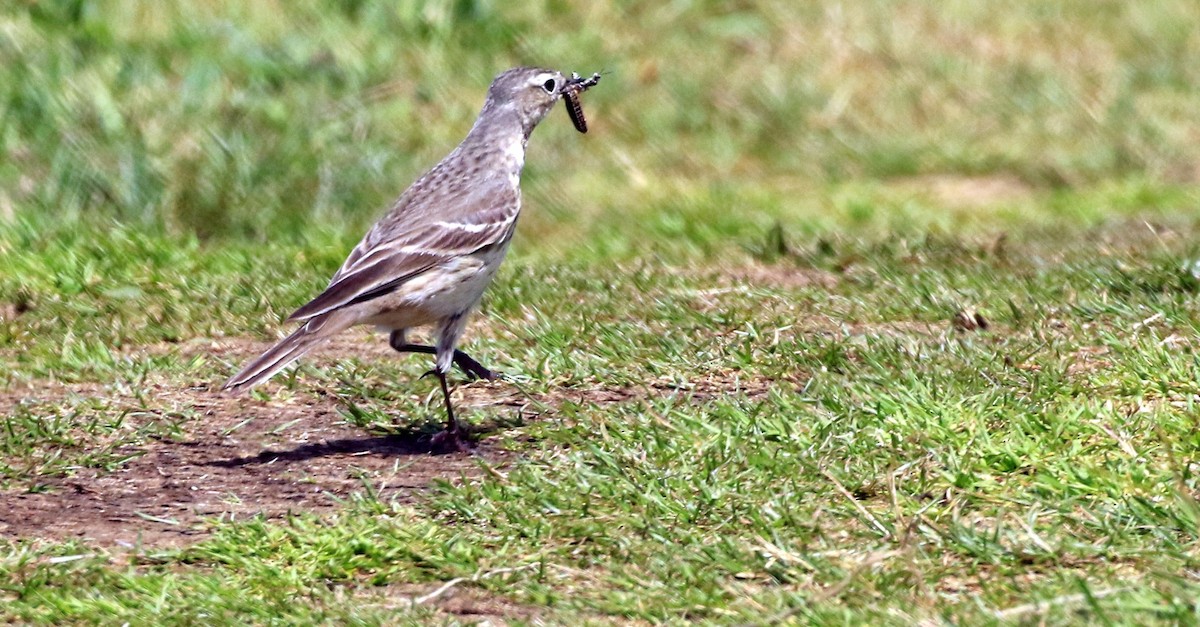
<box><xmin>4</xmin><ymin>0</ymin><xmax>1200</xmax><ymax>624</ymax></box>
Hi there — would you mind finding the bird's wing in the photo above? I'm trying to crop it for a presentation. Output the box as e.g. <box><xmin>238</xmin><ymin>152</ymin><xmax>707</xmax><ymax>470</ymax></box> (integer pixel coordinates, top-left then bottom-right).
<box><xmin>288</xmin><ymin>176</ymin><xmax>519</xmax><ymax>322</ymax></box>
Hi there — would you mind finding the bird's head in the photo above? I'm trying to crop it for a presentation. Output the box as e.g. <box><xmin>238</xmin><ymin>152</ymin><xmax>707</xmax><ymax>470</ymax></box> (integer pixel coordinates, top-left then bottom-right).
<box><xmin>481</xmin><ymin>67</ymin><xmax>600</xmax><ymax>137</ymax></box>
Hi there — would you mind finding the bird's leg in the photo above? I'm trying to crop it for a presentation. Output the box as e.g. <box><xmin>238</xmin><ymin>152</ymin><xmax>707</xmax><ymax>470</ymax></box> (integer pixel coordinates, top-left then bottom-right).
<box><xmin>448</xmin><ymin>349</ymin><xmax>496</xmax><ymax>381</ymax></box>
<box><xmin>388</xmin><ymin>331</ymin><xmax>496</xmax><ymax>380</ymax></box>
<box><xmin>435</xmin><ymin>369</ymin><xmax>458</xmax><ymax>435</ymax></box>
<box><xmin>419</xmin><ymin>316</ymin><xmax>477</xmax><ymax>452</ymax></box>
<box><xmin>412</xmin><ymin>343</ymin><xmax>492</xmax><ymax>377</ymax></box>
<box><xmin>421</xmin><ymin>367</ymin><xmax>472</xmax><ymax>452</ymax></box>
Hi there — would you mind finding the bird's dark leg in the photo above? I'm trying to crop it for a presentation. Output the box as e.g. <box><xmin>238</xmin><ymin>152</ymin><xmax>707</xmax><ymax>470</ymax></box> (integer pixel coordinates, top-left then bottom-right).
<box><xmin>388</xmin><ymin>332</ymin><xmax>496</xmax><ymax>381</ymax></box>
<box><xmin>448</xmin><ymin>348</ymin><xmax>496</xmax><ymax>381</ymax></box>
<box><xmin>421</xmin><ymin>368</ymin><xmax>472</xmax><ymax>452</ymax></box>
<box><xmin>429</xmin><ymin>368</ymin><xmax>459</xmax><ymax>434</ymax></box>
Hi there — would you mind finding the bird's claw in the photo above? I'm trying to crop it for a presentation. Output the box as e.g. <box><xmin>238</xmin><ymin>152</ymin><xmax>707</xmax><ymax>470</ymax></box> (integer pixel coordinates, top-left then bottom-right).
<box><xmin>429</xmin><ymin>427</ymin><xmax>475</xmax><ymax>453</ymax></box>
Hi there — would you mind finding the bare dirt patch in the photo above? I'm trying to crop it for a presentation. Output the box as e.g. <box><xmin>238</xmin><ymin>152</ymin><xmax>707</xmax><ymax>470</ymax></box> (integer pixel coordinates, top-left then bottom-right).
<box><xmin>725</xmin><ymin>263</ymin><xmax>840</xmax><ymax>291</ymax></box>
<box><xmin>669</xmin><ymin>262</ymin><xmax>839</xmax><ymax>296</ymax></box>
<box><xmin>0</xmin><ymin>379</ymin><xmax>517</xmax><ymax>548</ymax></box>
<box><xmin>889</xmin><ymin>174</ymin><xmax>1035</xmax><ymax>209</ymax></box>
<box><xmin>1</xmin><ymin>338</ymin><xmax>789</xmax><ymax>548</ymax></box>
<box><xmin>358</xmin><ymin>582</ymin><xmax>548</xmax><ymax>625</ymax></box>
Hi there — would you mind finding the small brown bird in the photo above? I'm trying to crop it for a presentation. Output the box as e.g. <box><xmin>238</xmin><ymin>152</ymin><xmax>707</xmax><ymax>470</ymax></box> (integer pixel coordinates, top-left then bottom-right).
<box><xmin>223</xmin><ymin>67</ymin><xmax>601</xmax><ymax>450</ymax></box>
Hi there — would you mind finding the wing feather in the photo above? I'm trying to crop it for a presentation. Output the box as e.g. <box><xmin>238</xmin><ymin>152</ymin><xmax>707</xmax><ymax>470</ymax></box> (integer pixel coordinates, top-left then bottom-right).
<box><xmin>288</xmin><ymin>177</ymin><xmax>519</xmax><ymax>322</ymax></box>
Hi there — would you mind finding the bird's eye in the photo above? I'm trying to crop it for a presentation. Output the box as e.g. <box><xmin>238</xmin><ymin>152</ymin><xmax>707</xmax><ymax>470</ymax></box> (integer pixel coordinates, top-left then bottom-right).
<box><xmin>541</xmin><ymin>78</ymin><xmax>557</xmax><ymax>93</ymax></box>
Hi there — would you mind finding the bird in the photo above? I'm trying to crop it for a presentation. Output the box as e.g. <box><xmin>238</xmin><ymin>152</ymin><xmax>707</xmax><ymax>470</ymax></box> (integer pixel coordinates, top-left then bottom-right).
<box><xmin>222</xmin><ymin>66</ymin><xmax>601</xmax><ymax>450</ymax></box>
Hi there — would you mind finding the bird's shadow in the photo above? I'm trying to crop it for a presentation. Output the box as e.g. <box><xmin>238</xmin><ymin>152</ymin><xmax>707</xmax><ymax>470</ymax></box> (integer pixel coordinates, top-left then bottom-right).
<box><xmin>201</xmin><ymin>431</ymin><xmax>448</xmax><ymax>468</ymax></box>
<box><xmin>198</xmin><ymin>412</ymin><xmax>528</xmax><ymax>467</ymax></box>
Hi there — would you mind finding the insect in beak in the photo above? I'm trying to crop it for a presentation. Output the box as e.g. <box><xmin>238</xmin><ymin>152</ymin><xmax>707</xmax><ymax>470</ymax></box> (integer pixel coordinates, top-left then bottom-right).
<box><xmin>561</xmin><ymin>72</ymin><xmax>601</xmax><ymax>134</ymax></box>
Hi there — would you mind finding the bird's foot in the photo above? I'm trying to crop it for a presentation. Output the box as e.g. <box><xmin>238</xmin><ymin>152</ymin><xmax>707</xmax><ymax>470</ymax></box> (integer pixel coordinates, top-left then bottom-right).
<box><xmin>460</xmin><ymin>363</ymin><xmax>498</xmax><ymax>381</ymax></box>
<box><xmin>453</xmin><ymin>351</ymin><xmax>498</xmax><ymax>381</ymax></box>
<box><xmin>429</xmin><ymin>425</ymin><xmax>475</xmax><ymax>454</ymax></box>
<box><xmin>421</xmin><ymin>367</ymin><xmax>476</xmax><ymax>453</ymax></box>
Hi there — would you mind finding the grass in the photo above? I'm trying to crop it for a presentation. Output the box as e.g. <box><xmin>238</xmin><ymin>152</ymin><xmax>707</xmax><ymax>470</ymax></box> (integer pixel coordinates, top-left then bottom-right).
<box><xmin>4</xmin><ymin>0</ymin><xmax>1200</xmax><ymax>624</ymax></box>
<box><xmin>5</xmin><ymin>213</ymin><xmax>1200</xmax><ymax>623</ymax></box>
<box><xmin>5</xmin><ymin>1</ymin><xmax>1200</xmax><ymax>240</ymax></box>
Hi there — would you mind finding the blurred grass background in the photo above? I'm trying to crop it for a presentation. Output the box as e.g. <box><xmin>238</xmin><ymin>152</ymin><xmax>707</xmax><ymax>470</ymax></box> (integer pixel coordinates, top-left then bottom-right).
<box><xmin>4</xmin><ymin>0</ymin><xmax>1199</xmax><ymax>253</ymax></box>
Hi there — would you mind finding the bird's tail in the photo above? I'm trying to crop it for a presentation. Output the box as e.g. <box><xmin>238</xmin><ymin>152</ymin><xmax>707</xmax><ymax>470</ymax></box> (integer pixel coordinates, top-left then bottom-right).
<box><xmin>222</xmin><ymin>314</ymin><xmax>349</xmax><ymax>392</ymax></box>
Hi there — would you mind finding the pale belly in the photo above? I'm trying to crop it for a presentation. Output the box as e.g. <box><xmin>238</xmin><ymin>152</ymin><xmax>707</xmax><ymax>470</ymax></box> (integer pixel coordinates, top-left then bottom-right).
<box><xmin>360</xmin><ymin>244</ymin><xmax>510</xmax><ymax>331</ymax></box>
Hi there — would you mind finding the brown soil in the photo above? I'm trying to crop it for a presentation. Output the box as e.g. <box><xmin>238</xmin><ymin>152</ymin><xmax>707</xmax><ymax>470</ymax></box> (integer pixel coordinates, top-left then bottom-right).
<box><xmin>0</xmin><ymin>378</ymin><xmax>513</xmax><ymax>548</ymax></box>
<box><xmin>888</xmin><ymin>174</ymin><xmax>1035</xmax><ymax>208</ymax></box>
<box><xmin>725</xmin><ymin>263</ymin><xmax>840</xmax><ymax>291</ymax></box>
<box><xmin>0</xmin><ymin>335</ymin><xmax>788</xmax><ymax>549</ymax></box>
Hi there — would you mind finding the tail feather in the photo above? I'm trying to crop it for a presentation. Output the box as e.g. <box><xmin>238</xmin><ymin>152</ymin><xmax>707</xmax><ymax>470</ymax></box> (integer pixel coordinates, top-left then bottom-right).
<box><xmin>223</xmin><ymin>316</ymin><xmax>345</xmax><ymax>392</ymax></box>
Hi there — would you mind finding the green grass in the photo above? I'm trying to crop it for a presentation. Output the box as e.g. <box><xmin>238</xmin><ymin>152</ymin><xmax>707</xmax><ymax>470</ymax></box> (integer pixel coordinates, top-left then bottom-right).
<box><xmin>5</xmin><ymin>0</ymin><xmax>1200</xmax><ymax>624</ymax></box>
<box><xmin>5</xmin><ymin>1</ymin><xmax>1200</xmax><ymax>240</ymax></box>
<box><xmin>6</xmin><ymin>212</ymin><xmax>1200</xmax><ymax>623</ymax></box>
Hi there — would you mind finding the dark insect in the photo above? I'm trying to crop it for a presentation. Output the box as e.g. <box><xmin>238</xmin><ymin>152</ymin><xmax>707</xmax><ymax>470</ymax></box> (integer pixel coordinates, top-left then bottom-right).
<box><xmin>565</xmin><ymin>90</ymin><xmax>588</xmax><ymax>133</ymax></box>
<box><xmin>562</xmin><ymin>72</ymin><xmax>602</xmax><ymax>134</ymax></box>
